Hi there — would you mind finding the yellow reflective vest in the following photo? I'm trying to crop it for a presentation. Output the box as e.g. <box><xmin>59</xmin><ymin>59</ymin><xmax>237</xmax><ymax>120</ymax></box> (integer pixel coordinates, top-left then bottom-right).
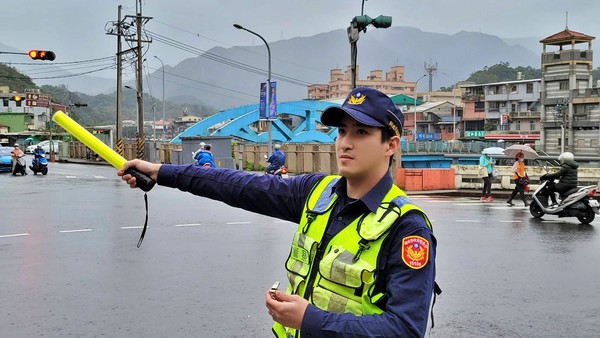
<box><xmin>272</xmin><ymin>175</ymin><xmax>431</xmax><ymax>337</ymax></box>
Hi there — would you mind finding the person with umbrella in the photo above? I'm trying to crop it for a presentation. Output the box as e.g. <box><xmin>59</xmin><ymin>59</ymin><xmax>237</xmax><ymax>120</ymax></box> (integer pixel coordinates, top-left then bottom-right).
<box><xmin>506</xmin><ymin>152</ymin><xmax>529</xmax><ymax>207</ymax></box>
<box><xmin>478</xmin><ymin>150</ymin><xmax>496</xmax><ymax>201</ymax></box>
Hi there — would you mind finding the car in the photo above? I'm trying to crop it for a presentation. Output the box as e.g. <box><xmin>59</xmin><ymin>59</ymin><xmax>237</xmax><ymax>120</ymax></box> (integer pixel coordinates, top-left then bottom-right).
<box><xmin>26</xmin><ymin>140</ymin><xmax>64</xmax><ymax>154</ymax></box>
<box><xmin>0</xmin><ymin>147</ymin><xmax>14</xmax><ymax>172</ymax></box>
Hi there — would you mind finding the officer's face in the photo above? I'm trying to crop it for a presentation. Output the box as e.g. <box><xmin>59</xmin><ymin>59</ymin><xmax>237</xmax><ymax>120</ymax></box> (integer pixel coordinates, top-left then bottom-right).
<box><xmin>335</xmin><ymin>114</ymin><xmax>392</xmax><ymax>180</ymax></box>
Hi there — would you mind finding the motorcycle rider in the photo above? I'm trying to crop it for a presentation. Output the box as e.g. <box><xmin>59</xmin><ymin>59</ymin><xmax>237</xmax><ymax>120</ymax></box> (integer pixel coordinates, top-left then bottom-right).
<box><xmin>541</xmin><ymin>151</ymin><xmax>579</xmax><ymax>207</ymax></box>
<box><xmin>266</xmin><ymin>143</ymin><xmax>285</xmax><ymax>174</ymax></box>
<box><xmin>10</xmin><ymin>143</ymin><xmax>27</xmax><ymax>175</ymax></box>
<box><xmin>193</xmin><ymin>143</ymin><xmax>217</xmax><ymax>168</ymax></box>
<box><xmin>30</xmin><ymin>144</ymin><xmax>46</xmax><ymax>171</ymax></box>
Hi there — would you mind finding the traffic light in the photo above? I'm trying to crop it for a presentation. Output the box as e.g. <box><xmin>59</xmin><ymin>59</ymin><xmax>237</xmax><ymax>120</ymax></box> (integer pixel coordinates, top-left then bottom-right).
<box><xmin>28</xmin><ymin>50</ymin><xmax>56</xmax><ymax>61</ymax></box>
<box><xmin>372</xmin><ymin>15</ymin><xmax>392</xmax><ymax>28</ymax></box>
<box><xmin>352</xmin><ymin>15</ymin><xmax>392</xmax><ymax>32</ymax></box>
<box><xmin>9</xmin><ymin>95</ymin><xmax>23</xmax><ymax>102</ymax></box>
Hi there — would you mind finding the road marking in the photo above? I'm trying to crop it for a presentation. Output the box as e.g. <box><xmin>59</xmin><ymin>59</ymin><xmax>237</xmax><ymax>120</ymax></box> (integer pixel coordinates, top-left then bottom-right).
<box><xmin>226</xmin><ymin>221</ymin><xmax>251</xmax><ymax>225</ymax></box>
<box><xmin>456</xmin><ymin>219</ymin><xmax>480</xmax><ymax>222</ymax></box>
<box><xmin>60</xmin><ymin>229</ymin><xmax>92</xmax><ymax>233</ymax></box>
<box><xmin>94</xmin><ymin>175</ymin><xmax>106</xmax><ymax>179</ymax></box>
<box><xmin>121</xmin><ymin>226</ymin><xmax>144</xmax><ymax>229</ymax></box>
<box><xmin>66</xmin><ymin>175</ymin><xmax>77</xmax><ymax>179</ymax></box>
<box><xmin>500</xmin><ymin>220</ymin><xmax>522</xmax><ymax>223</ymax></box>
<box><xmin>0</xmin><ymin>233</ymin><xmax>29</xmax><ymax>238</ymax></box>
<box><xmin>175</xmin><ymin>223</ymin><xmax>202</xmax><ymax>227</ymax></box>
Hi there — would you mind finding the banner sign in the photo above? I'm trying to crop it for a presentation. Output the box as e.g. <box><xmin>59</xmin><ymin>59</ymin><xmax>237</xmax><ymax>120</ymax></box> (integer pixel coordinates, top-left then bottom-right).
<box><xmin>259</xmin><ymin>82</ymin><xmax>267</xmax><ymax>120</ymax></box>
<box><xmin>268</xmin><ymin>81</ymin><xmax>277</xmax><ymax>120</ymax></box>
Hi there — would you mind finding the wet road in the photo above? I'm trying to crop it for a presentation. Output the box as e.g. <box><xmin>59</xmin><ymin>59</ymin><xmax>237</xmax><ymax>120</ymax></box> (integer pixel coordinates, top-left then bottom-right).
<box><xmin>1</xmin><ymin>159</ymin><xmax>599</xmax><ymax>337</ymax></box>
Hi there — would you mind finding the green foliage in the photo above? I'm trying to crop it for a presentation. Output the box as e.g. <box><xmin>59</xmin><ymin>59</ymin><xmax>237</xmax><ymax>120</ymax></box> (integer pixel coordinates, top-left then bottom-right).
<box><xmin>466</xmin><ymin>62</ymin><xmax>542</xmax><ymax>83</ymax></box>
<box><xmin>0</xmin><ymin>64</ymin><xmax>37</xmax><ymax>92</ymax></box>
<box><xmin>1</xmin><ymin>66</ymin><xmax>217</xmax><ymax>127</ymax></box>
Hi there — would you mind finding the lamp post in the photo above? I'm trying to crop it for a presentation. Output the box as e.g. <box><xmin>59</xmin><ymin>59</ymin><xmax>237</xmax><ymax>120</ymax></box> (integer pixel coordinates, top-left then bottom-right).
<box><xmin>413</xmin><ymin>74</ymin><xmax>427</xmax><ymax>141</ymax></box>
<box><xmin>125</xmin><ymin>85</ymin><xmax>156</xmax><ymax>141</ymax></box>
<box><xmin>233</xmin><ymin>23</ymin><xmax>273</xmax><ymax>155</ymax></box>
<box><xmin>154</xmin><ymin>55</ymin><xmax>166</xmax><ymax>141</ymax></box>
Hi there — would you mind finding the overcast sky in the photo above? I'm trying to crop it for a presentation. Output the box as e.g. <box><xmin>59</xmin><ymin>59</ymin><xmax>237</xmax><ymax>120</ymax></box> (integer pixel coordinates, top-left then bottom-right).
<box><xmin>1</xmin><ymin>0</ymin><xmax>599</xmax><ymax>80</ymax></box>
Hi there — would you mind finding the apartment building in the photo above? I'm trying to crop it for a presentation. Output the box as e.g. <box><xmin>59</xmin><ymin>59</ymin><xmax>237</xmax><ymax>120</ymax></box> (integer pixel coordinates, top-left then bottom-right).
<box><xmin>307</xmin><ymin>65</ymin><xmax>418</xmax><ymax>99</ymax></box>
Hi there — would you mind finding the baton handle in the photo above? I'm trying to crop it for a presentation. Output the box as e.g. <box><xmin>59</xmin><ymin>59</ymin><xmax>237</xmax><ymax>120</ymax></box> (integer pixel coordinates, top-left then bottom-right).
<box><xmin>125</xmin><ymin>168</ymin><xmax>156</xmax><ymax>192</ymax></box>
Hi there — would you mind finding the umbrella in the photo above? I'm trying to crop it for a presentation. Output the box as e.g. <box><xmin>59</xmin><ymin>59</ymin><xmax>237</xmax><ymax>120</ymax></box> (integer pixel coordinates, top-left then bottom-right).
<box><xmin>504</xmin><ymin>144</ymin><xmax>539</xmax><ymax>160</ymax></box>
<box><xmin>481</xmin><ymin>147</ymin><xmax>505</xmax><ymax>156</ymax></box>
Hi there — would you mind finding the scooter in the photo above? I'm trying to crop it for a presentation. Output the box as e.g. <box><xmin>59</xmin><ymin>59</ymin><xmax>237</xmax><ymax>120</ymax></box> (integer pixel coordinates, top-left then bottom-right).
<box><xmin>529</xmin><ymin>178</ymin><xmax>600</xmax><ymax>224</ymax></box>
<box><xmin>266</xmin><ymin>164</ymin><xmax>289</xmax><ymax>178</ymax></box>
<box><xmin>12</xmin><ymin>154</ymin><xmax>27</xmax><ymax>176</ymax></box>
<box><xmin>30</xmin><ymin>153</ymin><xmax>49</xmax><ymax>175</ymax></box>
<box><xmin>264</xmin><ymin>155</ymin><xmax>289</xmax><ymax>178</ymax></box>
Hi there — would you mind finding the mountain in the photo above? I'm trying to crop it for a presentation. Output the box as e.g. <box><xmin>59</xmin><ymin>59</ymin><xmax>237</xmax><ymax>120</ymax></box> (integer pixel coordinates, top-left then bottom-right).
<box><xmin>4</xmin><ymin>27</ymin><xmax>542</xmax><ymax>110</ymax></box>
<box><xmin>142</xmin><ymin>26</ymin><xmax>540</xmax><ymax>109</ymax></box>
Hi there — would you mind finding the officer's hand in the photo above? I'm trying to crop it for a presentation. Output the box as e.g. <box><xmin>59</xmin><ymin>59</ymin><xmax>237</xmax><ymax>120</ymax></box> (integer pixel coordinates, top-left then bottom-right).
<box><xmin>265</xmin><ymin>290</ymin><xmax>308</xmax><ymax>330</ymax></box>
<box><xmin>117</xmin><ymin>159</ymin><xmax>161</xmax><ymax>188</ymax></box>
<box><xmin>540</xmin><ymin>174</ymin><xmax>547</xmax><ymax>181</ymax></box>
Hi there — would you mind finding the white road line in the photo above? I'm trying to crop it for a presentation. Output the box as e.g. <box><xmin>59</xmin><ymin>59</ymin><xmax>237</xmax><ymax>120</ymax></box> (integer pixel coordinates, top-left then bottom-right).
<box><xmin>94</xmin><ymin>176</ymin><xmax>106</xmax><ymax>179</ymax></box>
<box><xmin>60</xmin><ymin>229</ymin><xmax>92</xmax><ymax>233</ymax></box>
<box><xmin>0</xmin><ymin>233</ymin><xmax>30</xmax><ymax>238</ymax></box>
<box><xmin>226</xmin><ymin>221</ymin><xmax>251</xmax><ymax>225</ymax></box>
<box><xmin>456</xmin><ymin>220</ymin><xmax>480</xmax><ymax>222</ymax></box>
<box><xmin>66</xmin><ymin>175</ymin><xmax>77</xmax><ymax>179</ymax></box>
<box><xmin>121</xmin><ymin>226</ymin><xmax>144</xmax><ymax>229</ymax></box>
<box><xmin>500</xmin><ymin>220</ymin><xmax>522</xmax><ymax>223</ymax></box>
<box><xmin>273</xmin><ymin>220</ymin><xmax>294</xmax><ymax>223</ymax></box>
<box><xmin>175</xmin><ymin>223</ymin><xmax>202</xmax><ymax>227</ymax></box>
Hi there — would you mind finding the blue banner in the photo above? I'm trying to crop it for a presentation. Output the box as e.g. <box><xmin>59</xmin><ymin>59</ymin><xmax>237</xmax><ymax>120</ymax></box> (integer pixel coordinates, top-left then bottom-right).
<box><xmin>259</xmin><ymin>82</ymin><xmax>267</xmax><ymax>120</ymax></box>
<box><xmin>269</xmin><ymin>81</ymin><xmax>277</xmax><ymax>120</ymax></box>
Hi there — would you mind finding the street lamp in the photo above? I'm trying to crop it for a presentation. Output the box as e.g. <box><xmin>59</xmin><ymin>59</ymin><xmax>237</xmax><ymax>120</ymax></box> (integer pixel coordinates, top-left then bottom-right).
<box><xmin>441</xmin><ymin>72</ymin><xmax>458</xmax><ymax>140</ymax></box>
<box><xmin>413</xmin><ymin>74</ymin><xmax>427</xmax><ymax>140</ymax></box>
<box><xmin>154</xmin><ymin>55</ymin><xmax>166</xmax><ymax>141</ymax></box>
<box><xmin>125</xmin><ymin>85</ymin><xmax>156</xmax><ymax>141</ymax></box>
<box><xmin>233</xmin><ymin>23</ymin><xmax>273</xmax><ymax>155</ymax></box>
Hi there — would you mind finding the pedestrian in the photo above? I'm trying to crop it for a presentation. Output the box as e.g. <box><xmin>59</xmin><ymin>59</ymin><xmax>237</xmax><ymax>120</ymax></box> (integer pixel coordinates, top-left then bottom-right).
<box><xmin>507</xmin><ymin>152</ymin><xmax>529</xmax><ymax>207</ymax></box>
<box><xmin>118</xmin><ymin>87</ymin><xmax>438</xmax><ymax>337</ymax></box>
<box><xmin>540</xmin><ymin>151</ymin><xmax>579</xmax><ymax>207</ymax></box>
<box><xmin>478</xmin><ymin>151</ymin><xmax>495</xmax><ymax>201</ymax></box>
<box><xmin>193</xmin><ymin>142</ymin><xmax>206</xmax><ymax>157</ymax></box>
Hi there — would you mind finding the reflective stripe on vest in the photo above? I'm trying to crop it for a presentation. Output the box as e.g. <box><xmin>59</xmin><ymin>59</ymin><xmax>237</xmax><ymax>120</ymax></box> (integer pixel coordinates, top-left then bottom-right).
<box><xmin>272</xmin><ymin>175</ymin><xmax>432</xmax><ymax>337</ymax></box>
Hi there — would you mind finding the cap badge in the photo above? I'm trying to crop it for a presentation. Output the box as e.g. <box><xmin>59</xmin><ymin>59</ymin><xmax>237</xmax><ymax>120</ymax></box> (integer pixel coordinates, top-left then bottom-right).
<box><xmin>347</xmin><ymin>92</ymin><xmax>366</xmax><ymax>105</ymax></box>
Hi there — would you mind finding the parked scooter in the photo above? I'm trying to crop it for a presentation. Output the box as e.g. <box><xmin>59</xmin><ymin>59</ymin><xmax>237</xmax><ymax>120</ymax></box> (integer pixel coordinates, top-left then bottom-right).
<box><xmin>30</xmin><ymin>153</ymin><xmax>49</xmax><ymax>175</ymax></box>
<box><xmin>12</xmin><ymin>154</ymin><xmax>27</xmax><ymax>176</ymax></box>
<box><xmin>530</xmin><ymin>177</ymin><xmax>600</xmax><ymax>224</ymax></box>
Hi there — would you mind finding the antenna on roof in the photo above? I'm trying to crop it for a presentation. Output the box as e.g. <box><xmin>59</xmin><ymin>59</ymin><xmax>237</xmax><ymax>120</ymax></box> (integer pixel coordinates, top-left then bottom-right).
<box><xmin>565</xmin><ymin>11</ymin><xmax>569</xmax><ymax>30</ymax></box>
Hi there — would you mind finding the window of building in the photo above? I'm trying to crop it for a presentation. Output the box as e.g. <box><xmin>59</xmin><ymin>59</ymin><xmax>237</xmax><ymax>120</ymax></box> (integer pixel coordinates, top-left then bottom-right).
<box><xmin>474</xmin><ymin>102</ymin><xmax>485</xmax><ymax>112</ymax></box>
<box><xmin>529</xmin><ymin>120</ymin><xmax>535</xmax><ymax>131</ymax></box>
<box><xmin>526</xmin><ymin>83</ymin><xmax>533</xmax><ymax>93</ymax></box>
<box><xmin>2</xmin><ymin>99</ymin><xmax>8</xmax><ymax>107</ymax></box>
<box><xmin>511</xmin><ymin>85</ymin><xmax>517</xmax><ymax>93</ymax></box>
<box><xmin>592</xmin><ymin>139</ymin><xmax>598</xmax><ymax>148</ymax></box>
<box><xmin>515</xmin><ymin>120</ymin><xmax>521</xmax><ymax>131</ymax></box>
<box><xmin>559</xmin><ymin>80</ymin><xmax>569</xmax><ymax>90</ymax></box>
<box><xmin>577</xmin><ymin>139</ymin><xmax>586</xmax><ymax>148</ymax></box>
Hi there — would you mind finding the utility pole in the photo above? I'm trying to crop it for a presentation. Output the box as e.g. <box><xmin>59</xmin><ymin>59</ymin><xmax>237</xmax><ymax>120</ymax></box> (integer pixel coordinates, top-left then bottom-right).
<box><xmin>116</xmin><ymin>5</ymin><xmax>123</xmax><ymax>156</ymax></box>
<box><xmin>135</xmin><ymin>0</ymin><xmax>144</xmax><ymax>160</ymax></box>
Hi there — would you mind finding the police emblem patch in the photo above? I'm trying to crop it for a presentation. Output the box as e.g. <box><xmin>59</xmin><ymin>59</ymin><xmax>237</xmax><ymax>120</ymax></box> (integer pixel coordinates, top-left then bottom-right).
<box><xmin>401</xmin><ymin>235</ymin><xmax>429</xmax><ymax>269</ymax></box>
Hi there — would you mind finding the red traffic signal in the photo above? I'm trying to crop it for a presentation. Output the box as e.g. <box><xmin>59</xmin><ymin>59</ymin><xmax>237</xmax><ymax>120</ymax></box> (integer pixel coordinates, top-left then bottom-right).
<box><xmin>28</xmin><ymin>50</ymin><xmax>56</xmax><ymax>61</ymax></box>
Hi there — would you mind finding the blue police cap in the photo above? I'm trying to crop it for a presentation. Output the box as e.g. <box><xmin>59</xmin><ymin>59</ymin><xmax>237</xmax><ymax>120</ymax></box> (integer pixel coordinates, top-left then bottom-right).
<box><xmin>321</xmin><ymin>87</ymin><xmax>404</xmax><ymax>137</ymax></box>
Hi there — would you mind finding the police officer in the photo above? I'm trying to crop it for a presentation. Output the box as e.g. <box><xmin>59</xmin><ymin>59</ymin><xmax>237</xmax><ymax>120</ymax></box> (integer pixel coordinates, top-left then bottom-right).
<box><xmin>118</xmin><ymin>87</ymin><xmax>437</xmax><ymax>337</ymax></box>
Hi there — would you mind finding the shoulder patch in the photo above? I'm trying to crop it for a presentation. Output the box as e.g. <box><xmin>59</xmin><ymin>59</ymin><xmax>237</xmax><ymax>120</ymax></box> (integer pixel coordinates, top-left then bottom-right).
<box><xmin>401</xmin><ymin>236</ymin><xmax>429</xmax><ymax>269</ymax></box>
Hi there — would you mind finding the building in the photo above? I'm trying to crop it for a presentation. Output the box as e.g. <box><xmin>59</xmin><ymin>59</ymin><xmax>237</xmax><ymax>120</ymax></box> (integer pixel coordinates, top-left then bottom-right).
<box><xmin>460</xmin><ymin>78</ymin><xmax>542</xmax><ymax>143</ymax></box>
<box><xmin>539</xmin><ymin>28</ymin><xmax>600</xmax><ymax>156</ymax></box>
<box><xmin>307</xmin><ymin>65</ymin><xmax>419</xmax><ymax>100</ymax></box>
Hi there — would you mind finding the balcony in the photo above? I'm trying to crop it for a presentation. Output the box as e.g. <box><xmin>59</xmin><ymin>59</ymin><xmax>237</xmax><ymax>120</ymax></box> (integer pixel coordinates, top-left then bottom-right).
<box><xmin>508</xmin><ymin>111</ymin><xmax>541</xmax><ymax>119</ymax></box>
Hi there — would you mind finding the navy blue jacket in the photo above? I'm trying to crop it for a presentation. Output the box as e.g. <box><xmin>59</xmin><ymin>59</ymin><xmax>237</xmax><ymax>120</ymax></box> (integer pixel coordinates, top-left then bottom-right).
<box><xmin>267</xmin><ymin>149</ymin><xmax>286</xmax><ymax>169</ymax></box>
<box><xmin>158</xmin><ymin>165</ymin><xmax>436</xmax><ymax>337</ymax></box>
